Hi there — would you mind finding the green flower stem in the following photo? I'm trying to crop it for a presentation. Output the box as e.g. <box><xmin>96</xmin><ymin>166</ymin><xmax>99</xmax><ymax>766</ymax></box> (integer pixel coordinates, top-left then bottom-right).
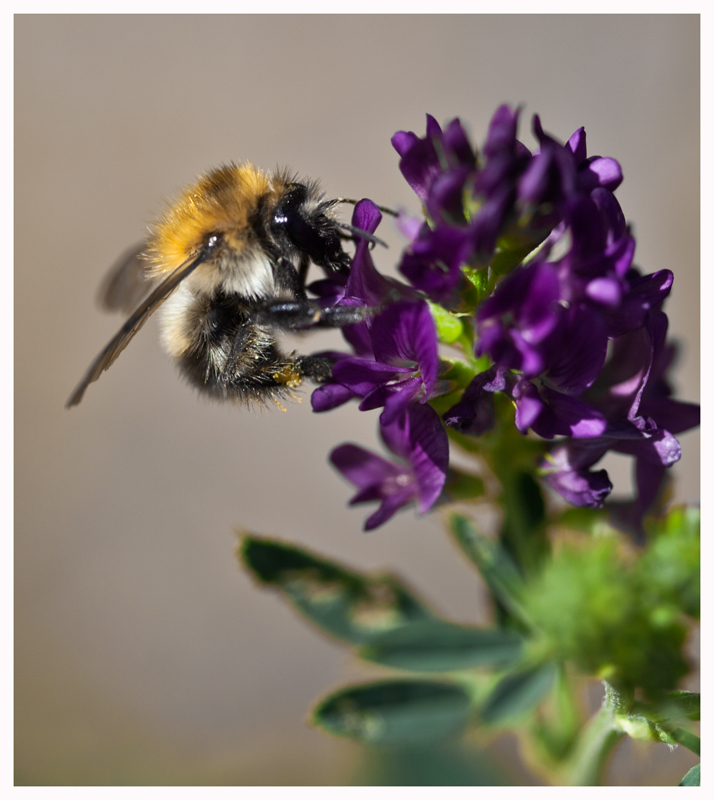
<box><xmin>566</xmin><ymin>683</ymin><xmax>627</xmax><ymax>786</ymax></box>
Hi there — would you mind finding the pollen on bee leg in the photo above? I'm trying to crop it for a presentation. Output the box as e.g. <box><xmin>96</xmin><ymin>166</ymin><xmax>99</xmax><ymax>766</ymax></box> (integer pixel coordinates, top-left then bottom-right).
<box><xmin>272</xmin><ymin>364</ymin><xmax>304</xmax><ymax>389</ymax></box>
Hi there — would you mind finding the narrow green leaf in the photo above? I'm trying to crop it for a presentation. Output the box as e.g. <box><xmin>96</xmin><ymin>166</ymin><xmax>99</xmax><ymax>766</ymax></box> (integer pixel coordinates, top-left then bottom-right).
<box><xmin>668</xmin><ymin>728</ymin><xmax>700</xmax><ymax>757</ymax></box>
<box><xmin>312</xmin><ymin>679</ymin><xmax>473</xmax><ymax>746</ymax></box>
<box><xmin>358</xmin><ymin>619</ymin><xmax>523</xmax><ymax>672</ymax></box>
<box><xmin>530</xmin><ymin>664</ymin><xmax>580</xmax><ymax>763</ymax></box>
<box><xmin>239</xmin><ymin>535</ymin><xmax>435</xmax><ymax>644</ymax></box>
<box><xmin>448</xmin><ymin>513</ymin><xmax>529</xmax><ymax>624</ymax></box>
<box><xmin>479</xmin><ymin>662</ymin><xmax>558</xmax><ymax>724</ymax></box>
<box><xmin>679</xmin><ymin>763</ymin><xmax>700</xmax><ymax>786</ymax></box>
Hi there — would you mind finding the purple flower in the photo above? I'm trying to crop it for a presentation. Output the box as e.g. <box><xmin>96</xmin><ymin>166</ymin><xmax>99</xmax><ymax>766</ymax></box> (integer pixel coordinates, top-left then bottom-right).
<box><xmin>392</xmin><ymin>115</ymin><xmax>475</xmax><ymax>206</ymax></box>
<box><xmin>309</xmin><ymin>199</ymin><xmax>416</xmax><ymax>414</ymax></box>
<box><xmin>399</xmin><ymin>223</ymin><xmax>473</xmax><ymax>304</ymax></box>
<box><xmin>331</xmin><ymin>299</ymin><xmax>442</xmax><ymax>424</ymax></box>
<box><xmin>541</xmin><ymin>440</ymin><xmax>613</xmax><ymax>508</ymax></box>
<box><xmin>518</xmin><ymin>116</ymin><xmax>623</xmax><ymax>232</ymax></box>
<box><xmin>476</xmin><ymin>260</ymin><xmax>562</xmax><ymax>377</ymax></box>
<box><xmin>330</xmin><ymin>403</ymin><xmax>449</xmax><ymax>530</ymax></box>
<box><xmin>392</xmin><ymin>106</ymin><xmax>534</xmax><ymax>301</ymax></box>
<box><xmin>541</xmin><ymin>311</ymin><xmax>699</xmax><ymax>538</ymax></box>
<box><xmin>512</xmin><ymin>378</ymin><xmax>607</xmax><ymax>439</ymax></box>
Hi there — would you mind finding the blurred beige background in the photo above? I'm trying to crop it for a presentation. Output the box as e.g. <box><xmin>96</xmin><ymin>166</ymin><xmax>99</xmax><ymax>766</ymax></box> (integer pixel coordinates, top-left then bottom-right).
<box><xmin>15</xmin><ymin>15</ymin><xmax>699</xmax><ymax>785</ymax></box>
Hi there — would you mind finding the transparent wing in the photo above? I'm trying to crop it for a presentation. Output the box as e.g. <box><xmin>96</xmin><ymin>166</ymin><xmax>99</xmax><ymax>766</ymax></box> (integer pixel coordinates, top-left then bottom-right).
<box><xmin>98</xmin><ymin>241</ymin><xmax>156</xmax><ymax>314</ymax></box>
<box><xmin>66</xmin><ymin>253</ymin><xmax>205</xmax><ymax>408</ymax></box>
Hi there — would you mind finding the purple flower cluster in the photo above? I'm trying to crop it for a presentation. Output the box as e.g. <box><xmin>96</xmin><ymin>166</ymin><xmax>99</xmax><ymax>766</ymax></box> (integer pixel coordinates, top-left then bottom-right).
<box><xmin>311</xmin><ymin>199</ymin><xmax>450</xmax><ymax>529</ymax></box>
<box><xmin>313</xmin><ymin>106</ymin><xmax>698</xmax><ymax>535</ymax></box>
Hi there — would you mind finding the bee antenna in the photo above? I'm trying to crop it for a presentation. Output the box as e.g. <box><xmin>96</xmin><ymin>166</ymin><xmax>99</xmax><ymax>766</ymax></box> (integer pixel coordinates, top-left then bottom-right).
<box><xmin>336</xmin><ymin>222</ymin><xmax>388</xmax><ymax>249</ymax></box>
<box><xmin>336</xmin><ymin>198</ymin><xmax>399</xmax><ymax>218</ymax></box>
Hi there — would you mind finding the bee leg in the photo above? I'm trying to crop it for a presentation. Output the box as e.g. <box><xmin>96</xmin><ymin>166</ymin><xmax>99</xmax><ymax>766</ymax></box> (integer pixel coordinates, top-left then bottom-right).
<box><xmin>253</xmin><ymin>300</ymin><xmax>370</xmax><ymax>331</ymax></box>
<box><xmin>274</xmin><ymin>257</ymin><xmax>308</xmax><ymax>300</ymax></box>
<box><xmin>295</xmin><ymin>354</ymin><xmax>336</xmax><ymax>383</ymax></box>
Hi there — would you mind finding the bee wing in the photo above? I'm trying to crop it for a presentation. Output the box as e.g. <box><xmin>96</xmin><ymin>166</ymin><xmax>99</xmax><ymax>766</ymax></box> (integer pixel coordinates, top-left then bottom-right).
<box><xmin>98</xmin><ymin>241</ymin><xmax>157</xmax><ymax>314</ymax></box>
<box><xmin>66</xmin><ymin>253</ymin><xmax>204</xmax><ymax>408</ymax></box>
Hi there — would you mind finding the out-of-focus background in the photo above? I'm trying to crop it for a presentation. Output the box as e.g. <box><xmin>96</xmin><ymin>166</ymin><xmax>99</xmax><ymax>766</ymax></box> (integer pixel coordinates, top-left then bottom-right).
<box><xmin>15</xmin><ymin>15</ymin><xmax>699</xmax><ymax>786</ymax></box>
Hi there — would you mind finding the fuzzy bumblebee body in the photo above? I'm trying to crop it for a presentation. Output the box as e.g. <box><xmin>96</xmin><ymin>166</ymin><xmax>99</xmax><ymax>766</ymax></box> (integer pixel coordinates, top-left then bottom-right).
<box><xmin>67</xmin><ymin>163</ymin><xmax>369</xmax><ymax>408</ymax></box>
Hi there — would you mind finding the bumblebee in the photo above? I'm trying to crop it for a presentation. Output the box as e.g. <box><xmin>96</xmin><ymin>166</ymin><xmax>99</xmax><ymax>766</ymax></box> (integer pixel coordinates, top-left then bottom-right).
<box><xmin>66</xmin><ymin>163</ymin><xmax>376</xmax><ymax>408</ymax></box>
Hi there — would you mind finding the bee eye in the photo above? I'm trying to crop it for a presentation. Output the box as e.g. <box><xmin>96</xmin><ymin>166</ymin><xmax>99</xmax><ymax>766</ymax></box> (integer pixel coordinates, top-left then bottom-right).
<box><xmin>204</xmin><ymin>233</ymin><xmax>221</xmax><ymax>253</ymax></box>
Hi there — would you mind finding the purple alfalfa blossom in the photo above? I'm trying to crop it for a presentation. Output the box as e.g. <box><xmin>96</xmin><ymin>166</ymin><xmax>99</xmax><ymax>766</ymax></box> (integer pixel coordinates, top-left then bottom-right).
<box><xmin>518</xmin><ymin>116</ymin><xmax>623</xmax><ymax>213</ymax></box>
<box><xmin>540</xmin><ymin>439</ymin><xmax>613</xmax><ymax>509</ymax></box>
<box><xmin>310</xmin><ymin>199</ymin><xmax>410</xmax><ymax>413</ymax></box>
<box><xmin>540</xmin><ymin>311</ymin><xmax>699</xmax><ymax>537</ymax></box>
<box><xmin>444</xmin><ymin>365</ymin><xmax>608</xmax><ymax>443</ymax></box>
<box><xmin>392</xmin><ymin>106</ymin><xmax>534</xmax><ymax>304</ymax></box>
<box><xmin>392</xmin><ymin>115</ymin><xmax>476</xmax><ymax>208</ymax></box>
<box><xmin>330</xmin><ymin>298</ymin><xmax>443</xmax><ymax>425</ymax></box>
<box><xmin>474</xmin><ymin>257</ymin><xmax>610</xmax><ymax>400</ymax></box>
<box><xmin>330</xmin><ymin>402</ymin><xmax>449</xmax><ymax>531</ymax></box>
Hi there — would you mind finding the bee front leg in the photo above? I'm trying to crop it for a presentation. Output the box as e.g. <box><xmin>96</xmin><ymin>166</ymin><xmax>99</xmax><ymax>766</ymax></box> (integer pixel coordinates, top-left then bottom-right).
<box><xmin>253</xmin><ymin>300</ymin><xmax>371</xmax><ymax>331</ymax></box>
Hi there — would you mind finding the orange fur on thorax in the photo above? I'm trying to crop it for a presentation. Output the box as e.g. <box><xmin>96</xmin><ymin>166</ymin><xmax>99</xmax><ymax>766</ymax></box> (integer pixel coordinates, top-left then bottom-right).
<box><xmin>145</xmin><ymin>163</ymin><xmax>283</xmax><ymax>276</ymax></box>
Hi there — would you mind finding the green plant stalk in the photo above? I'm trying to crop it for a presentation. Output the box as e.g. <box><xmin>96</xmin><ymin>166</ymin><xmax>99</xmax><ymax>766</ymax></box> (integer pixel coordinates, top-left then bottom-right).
<box><xmin>565</xmin><ymin>683</ymin><xmax>627</xmax><ymax>786</ymax></box>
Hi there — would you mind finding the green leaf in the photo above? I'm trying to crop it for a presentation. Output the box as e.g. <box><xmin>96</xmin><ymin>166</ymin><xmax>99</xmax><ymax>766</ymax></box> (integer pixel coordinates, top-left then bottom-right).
<box><xmin>479</xmin><ymin>662</ymin><xmax>558</xmax><ymax>724</ymax></box>
<box><xmin>239</xmin><ymin>535</ymin><xmax>435</xmax><ymax>644</ymax></box>
<box><xmin>448</xmin><ymin>513</ymin><xmax>529</xmax><ymax>625</ymax></box>
<box><xmin>358</xmin><ymin>619</ymin><xmax>523</xmax><ymax>672</ymax></box>
<box><xmin>679</xmin><ymin>763</ymin><xmax>700</xmax><ymax>786</ymax></box>
<box><xmin>354</xmin><ymin>743</ymin><xmax>507</xmax><ymax>786</ymax></box>
<box><xmin>312</xmin><ymin>679</ymin><xmax>473</xmax><ymax>745</ymax></box>
<box><xmin>427</xmin><ymin>301</ymin><xmax>466</xmax><ymax>344</ymax></box>
<box><xmin>530</xmin><ymin>664</ymin><xmax>581</xmax><ymax>764</ymax></box>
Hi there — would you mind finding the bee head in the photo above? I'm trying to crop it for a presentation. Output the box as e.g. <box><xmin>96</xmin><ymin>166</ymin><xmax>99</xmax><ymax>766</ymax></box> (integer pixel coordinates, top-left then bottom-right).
<box><xmin>269</xmin><ymin>182</ymin><xmax>351</xmax><ymax>275</ymax></box>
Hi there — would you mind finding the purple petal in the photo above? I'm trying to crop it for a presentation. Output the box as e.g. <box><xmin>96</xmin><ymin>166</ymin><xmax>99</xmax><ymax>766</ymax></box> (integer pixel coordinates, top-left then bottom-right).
<box><xmin>358</xmin><ymin>375</ymin><xmax>420</xmax><ymax>415</ymax></box>
<box><xmin>482</xmin><ymin>104</ymin><xmax>521</xmax><ymax>158</ymax></box>
<box><xmin>544</xmin><ymin>304</ymin><xmax>608</xmax><ymax>395</ymax></box>
<box><xmin>582</xmin><ymin>156</ymin><xmax>623</xmax><ymax>192</ymax></box>
<box><xmin>363</xmin><ymin>490</ymin><xmax>415</xmax><ymax>531</ymax></box>
<box><xmin>333</xmin><ymin>357</ymin><xmax>408</xmax><ymax>397</ymax></box>
<box><xmin>371</xmin><ymin>300</ymin><xmax>439</xmax><ymax>393</ymax></box>
<box><xmin>343</xmin><ymin>201</ymin><xmax>398</xmax><ymax>307</ymax></box>
<box><xmin>513</xmin><ymin>379</ymin><xmax>548</xmax><ymax>434</ymax></box>
<box><xmin>566</xmin><ymin>127</ymin><xmax>587</xmax><ymax>164</ymax></box>
<box><xmin>586</xmin><ymin>277</ymin><xmax>622</xmax><ymax>307</ymax></box>
<box><xmin>377</xmin><ymin>377</ymin><xmax>423</xmax><ymax>424</ymax></box>
<box><xmin>395</xmin><ymin>211</ymin><xmax>423</xmax><ymax>243</ymax></box>
<box><xmin>311</xmin><ymin>382</ymin><xmax>358</xmax><ymax>412</ymax></box>
<box><xmin>540</xmin><ymin>387</ymin><xmax>607</xmax><ymax>437</ymax></box>
<box><xmin>544</xmin><ymin>465</ymin><xmax>612</xmax><ymax>508</ymax></box>
<box><xmin>381</xmin><ymin>403</ymin><xmax>449</xmax><ymax>513</ymax></box>
<box><xmin>442</xmin><ymin>118</ymin><xmax>476</xmax><ymax>167</ymax></box>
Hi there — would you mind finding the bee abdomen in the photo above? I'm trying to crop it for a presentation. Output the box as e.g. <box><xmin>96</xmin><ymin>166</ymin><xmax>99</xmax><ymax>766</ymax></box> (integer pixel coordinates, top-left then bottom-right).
<box><xmin>170</xmin><ymin>290</ymin><xmax>301</xmax><ymax>405</ymax></box>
